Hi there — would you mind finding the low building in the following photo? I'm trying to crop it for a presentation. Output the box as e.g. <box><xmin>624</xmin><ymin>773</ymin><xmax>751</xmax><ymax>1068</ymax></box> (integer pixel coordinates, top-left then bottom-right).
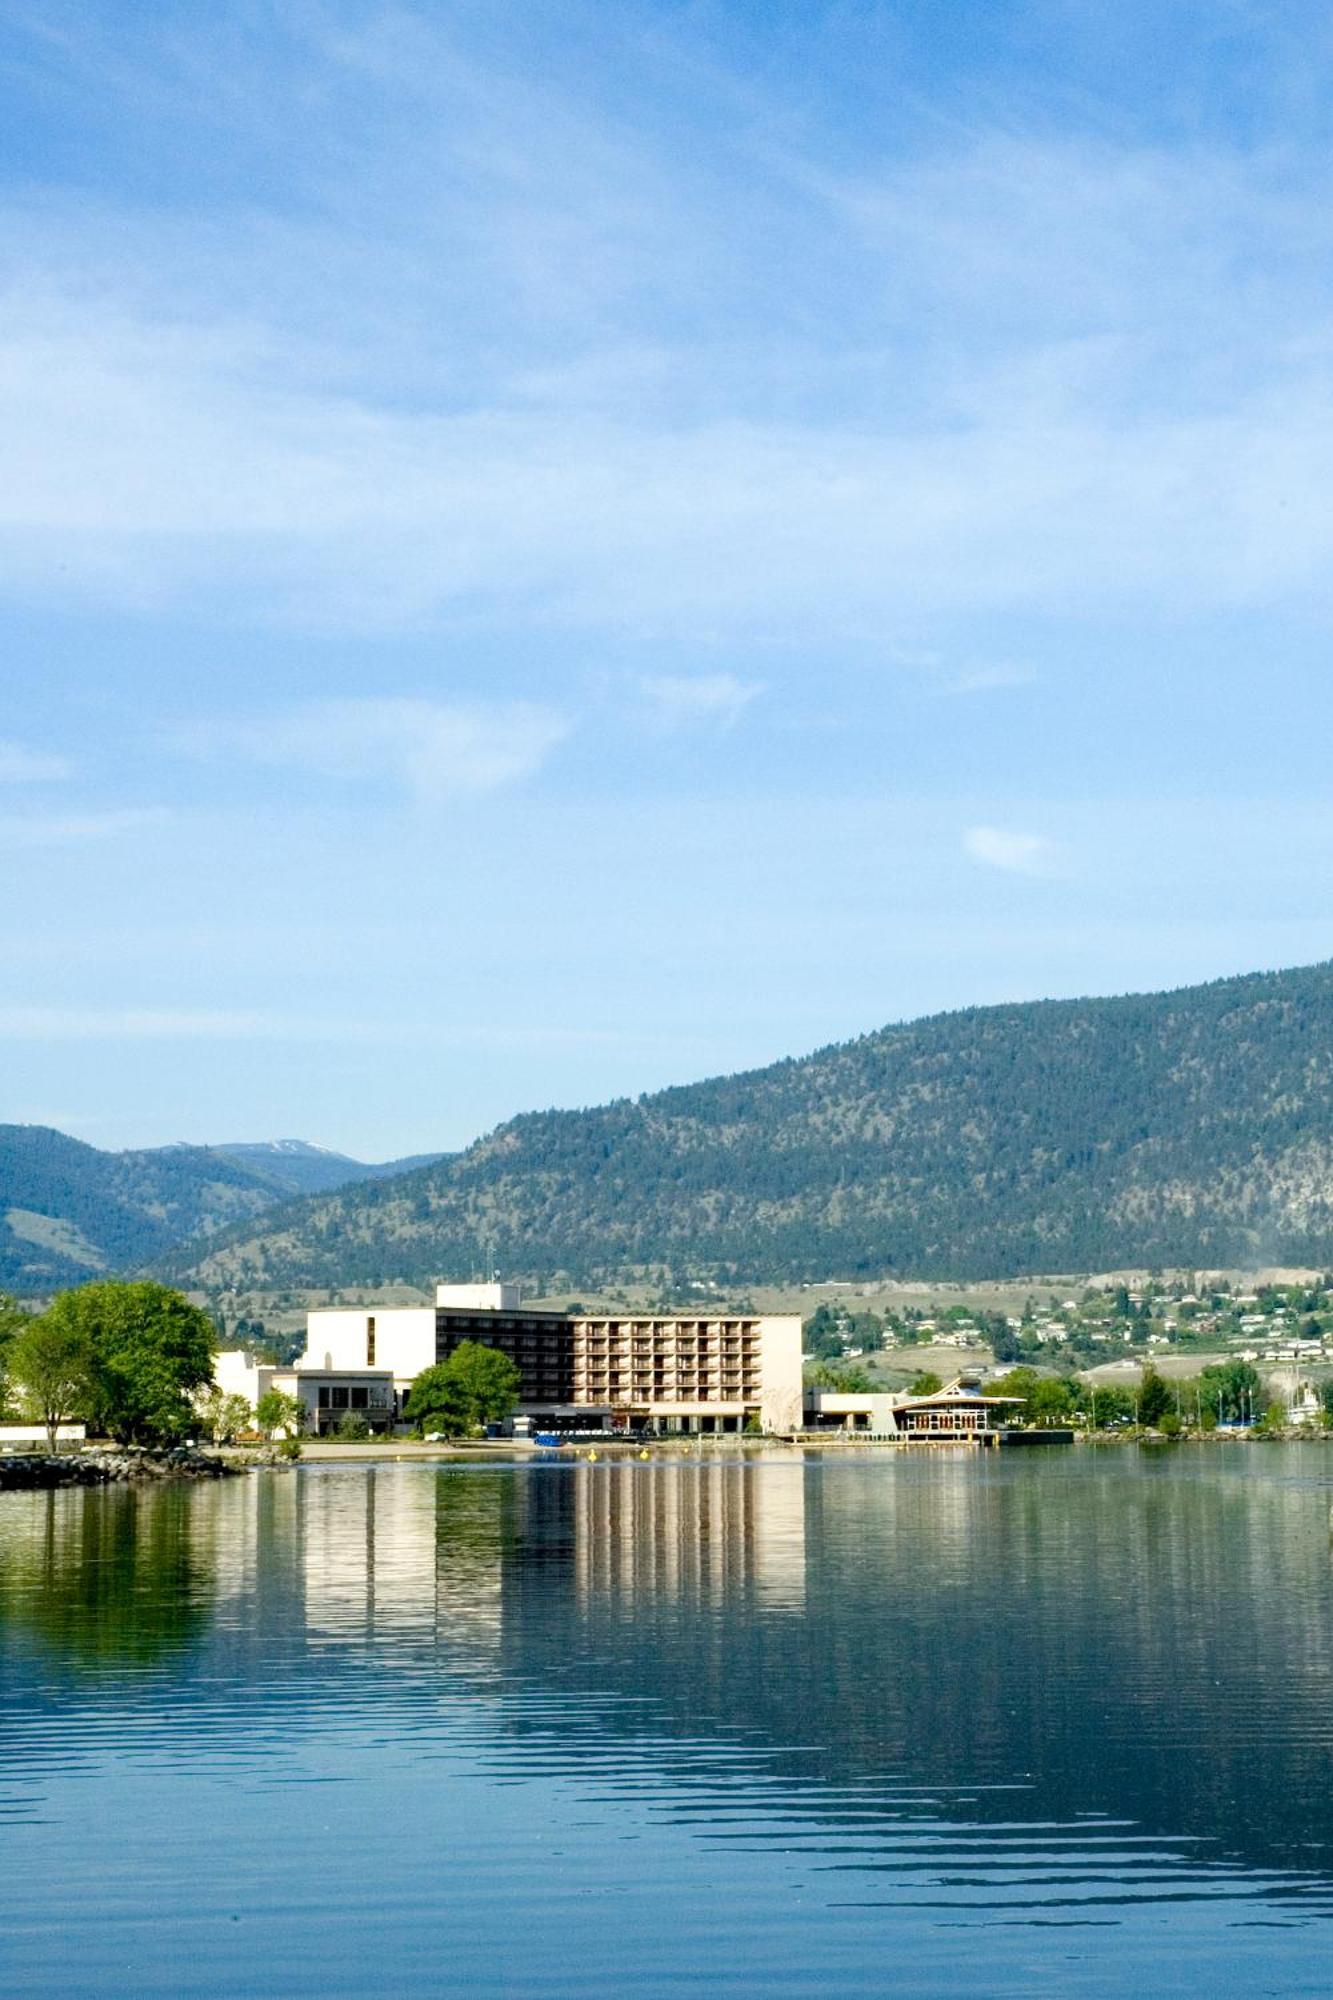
<box><xmin>892</xmin><ymin>1377</ymin><xmax>1025</xmax><ymax>1443</ymax></box>
<box><xmin>804</xmin><ymin>1390</ymin><xmax>902</xmax><ymax>1434</ymax></box>
<box><xmin>211</xmin><ymin>1349</ymin><xmax>397</xmax><ymax>1436</ymax></box>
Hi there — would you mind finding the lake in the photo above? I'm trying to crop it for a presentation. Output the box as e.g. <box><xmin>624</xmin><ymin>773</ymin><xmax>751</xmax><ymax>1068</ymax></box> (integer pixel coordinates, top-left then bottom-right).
<box><xmin>4</xmin><ymin>1446</ymin><xmax>1333</xmax><ymax>1996</ymax></box>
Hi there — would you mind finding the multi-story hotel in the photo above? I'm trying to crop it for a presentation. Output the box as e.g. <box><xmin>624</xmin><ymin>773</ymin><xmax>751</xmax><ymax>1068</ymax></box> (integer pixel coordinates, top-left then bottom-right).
<box><xmin>287</xmin><ymin>1282</ymin><xmax>804</xmax><ymax>1435</ymax></box>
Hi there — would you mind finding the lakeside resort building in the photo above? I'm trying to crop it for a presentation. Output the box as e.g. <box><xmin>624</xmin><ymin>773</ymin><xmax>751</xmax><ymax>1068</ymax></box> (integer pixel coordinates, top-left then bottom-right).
<box><xmin>215</xmin><ymin>1283</ymin><xmax>805</xmax><ymax>1437</ymax></box>
<box><xmin>213</xmin><ymin>1288</ymin><xmax>1032</xmax><ymax>1442</ymax></box>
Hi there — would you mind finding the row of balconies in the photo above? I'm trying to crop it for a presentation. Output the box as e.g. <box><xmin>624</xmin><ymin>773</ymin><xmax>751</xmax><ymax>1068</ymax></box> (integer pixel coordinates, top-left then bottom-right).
<box><xmin>573</xmin><ymin>1347</ymin><xmax>757</xmax><ymax>1363</ymax></box>
<box><xmin>575</xmin><ymin>1384</ymin><xmax>759</xmax><ymax>1401</ymax></box>
<box><xmin>575</xmin><ymin>1364</ymin><xmax>758</xmax><ymax>1378</ymax></box>
<box><xmin>575</xmin><ymin>1325</ymin><xmax>758</xmax><ymax>1337</ymax></box>
<box><xmin>572</xmin><ymin>1376</ymin><xmax>756</xmax><ymax>1392</ymax></box>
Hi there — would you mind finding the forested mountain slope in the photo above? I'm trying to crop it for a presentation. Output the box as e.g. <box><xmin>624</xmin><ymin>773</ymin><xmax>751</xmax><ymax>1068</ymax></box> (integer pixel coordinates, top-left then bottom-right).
<box><xmin>0</xmin><ymin>1127</ymin><xmax>289</xmax><ymax>1290</ymax></box>
<box><xmin>0</xmin><ymin>1129</ymin><xmax>447</xmax><ymax>1291</ymax></box>
<box><xmin>178</xmin><ymin>961</ymin><xmax>1333</xmax><ymax>1289</ymax></box>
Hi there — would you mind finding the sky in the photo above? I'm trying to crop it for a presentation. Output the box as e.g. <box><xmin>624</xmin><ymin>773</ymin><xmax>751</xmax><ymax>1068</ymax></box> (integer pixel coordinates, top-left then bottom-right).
<box><xmin>6</xmin><ymin>0</ymin><xmax>1333</xmax><ymax>1159</ymax></box>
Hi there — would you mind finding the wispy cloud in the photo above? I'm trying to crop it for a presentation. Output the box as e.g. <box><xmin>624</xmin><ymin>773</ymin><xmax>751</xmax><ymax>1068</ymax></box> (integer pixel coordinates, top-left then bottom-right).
<box><xmin>944</xmin><ymin>662</ymin><xmax>1038</xmax><ymax>696</ymax></box>
<box><xmin>640</xmin><ymin>673</ymin><xmax>763</xmax><ymax>730</ymax></box>
<box><xmin>0</xmin><ymin>1006</ymin><xmax>299</xmax><ymax>1040</ymax></box>
<box><xmin>963</xmin><ymin>825</ymin><xmax>1059</xmax><ymax>877</ymax></box>
<box><xmin>0</xmin><ymin>807</ymin><xmax>166</xmax><ymax>847</ymax></box>
<box><xmin>0</xmin><ymin>1006</ymin><xmax>681</xmax><ymax>1051</ymax></box>
<box><xmin>1</xmin><ymin>23</ymin><xmax>1332</xmax><ymax>641</ymax></box>
<box><xmin>175</xmin><ymin>699</ymin><xmax>569</xmax><ymax>803</ymax></box>
<box><xmin>0</xmin><ymin>739</ymin><xmax>73</xmax><ymax>781</ymax></box>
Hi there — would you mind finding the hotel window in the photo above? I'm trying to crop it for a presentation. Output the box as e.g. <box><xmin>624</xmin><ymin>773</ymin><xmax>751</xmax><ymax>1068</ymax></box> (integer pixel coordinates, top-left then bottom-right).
<box><xmin>366</xmin><ymin>1316</ymin><xmax>376</xmax><ymax>1365</ymax></box>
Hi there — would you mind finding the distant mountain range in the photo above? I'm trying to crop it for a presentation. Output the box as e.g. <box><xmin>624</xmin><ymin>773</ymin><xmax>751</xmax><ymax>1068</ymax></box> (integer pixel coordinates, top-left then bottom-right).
<box><xmin>14</xmin><ymin>960</ymin><xmax>1333</xmax><ymax>1297</ymax></box>
<box><xmin>172</xmin><ymin>960</ymin><xmax>1333</xmax><ymax>1292</ymax></box>
<box><xmin>0</xmin><ymin>1129</ymin><xmax>444</xmax><ymax>1291</ymax></box>
<box><xmin>212</xmin><ymin>1140</ymin><xmax>444</xmax><ymax>1197</ymax></box>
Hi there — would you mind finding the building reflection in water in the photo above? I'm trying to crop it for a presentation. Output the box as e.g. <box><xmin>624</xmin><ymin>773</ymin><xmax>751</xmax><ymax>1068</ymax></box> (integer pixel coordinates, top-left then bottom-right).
<box><xmin>571</xmin><ymin>1460</ymin><xmax>806</xmax><ymax>1616</ymax></box>
<box><xmin>290</xmin><ymin>1458</ymin><xmax>806</xmax><ymax>1666</ymax></box>
<box><xmin>8</xmin><ymin>1450</ymin><xmax>1333</xmax><ymax>1901</ymax></box>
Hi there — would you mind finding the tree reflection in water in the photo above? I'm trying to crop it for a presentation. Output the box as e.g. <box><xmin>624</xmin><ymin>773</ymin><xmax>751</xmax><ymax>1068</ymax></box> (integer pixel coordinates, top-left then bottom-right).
<box><xmin>0</xmin><ymin>1484</ymin><xmax>212</xmax><ymax>1669</ymax></box>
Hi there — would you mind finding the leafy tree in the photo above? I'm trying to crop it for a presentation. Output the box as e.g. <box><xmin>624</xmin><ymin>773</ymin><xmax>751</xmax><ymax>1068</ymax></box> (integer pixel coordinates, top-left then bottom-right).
<box><xmin>988</xmin><ymin>1366</ymin><xmax>1075</xmax><ymax>1425</ymax></box>
<box><xmin>404</xmin><ymin>1363</ymin><xmax>466</xmax><ymax>1436</ymax></box>
<box><xmin>8</xmin><ymin>1313</ymin><xmax>96</xmax><ymax>1448</ymax></box>
<box><xmin>255</xmin><ymin>1388</ymin><xmax>304</xmax><ymax>1438</ymax></box>
<box><xmin>333</xmin><ymin>1412</ymin><xmax>372</xmax><ymax>1441</ymax></box>
<box><xmin>847</xmin><ymin>1309</ymin><xmax>885</xmax><ymax>1353</ymax></box>
<box><xmin>1084</xmin><ymin>1382</ymin><xmax>1135</xmax><ymax>1428</ymax></box>
<box><xmin>803</xmin><ymin>1304</ymin><xmax>848</xmax><ymax>1360</ymax></box>
<box><xmin>808</xmin><ymin>1361</ymin><xmax>875</xmax><ymax>1393</ymax></box>
<box><xmin>1137</xmin><ymin>1364</ymin><xmax>1173</xmax><ymax>1429</ymax></box>
<box><xmin>990</xmin><ymin>1367</ymin><xmax>1041</xmax><ymax>1404</ymax></box>
<box><xmin>1027</xmin><ymin>1375</ymin><xmax>1077</xmax><ymax>1426</ymax></box>
<box><xmin>1200</xmin><ymin>1360</ymin><xmax>1260</xmax><ymax>1424</ymax></box>
<box><xmin>405</xmin><ymin>1342</ymin><xmax>521</xmax><ymax>1435</ymax></box>
<box><xmin>197</xmin><ymin>1388</ymin><xmax>253</xmax><ymax>1444</ymax></box>
<box><xmin>41</xmin><ymin>1280</ymin><xmax>215</xmax><ymax>1445</ymax></box>
<box><xmin>909</xmin><ymin>1370</ymin><xmax>943</xmax><ymax>1396</ymax></box>
<box><xmin>0</xmin><ymin>1292</ymin><xmax>33</xmax><ymax>1416</ymax></box>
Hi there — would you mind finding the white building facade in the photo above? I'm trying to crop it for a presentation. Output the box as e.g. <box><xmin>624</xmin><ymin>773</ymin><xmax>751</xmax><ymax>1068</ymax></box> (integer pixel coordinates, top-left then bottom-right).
<box><xmin>291</xmin><ymin>1284</ymin><xmax>805</xmax><ymax>1435</ymax></box>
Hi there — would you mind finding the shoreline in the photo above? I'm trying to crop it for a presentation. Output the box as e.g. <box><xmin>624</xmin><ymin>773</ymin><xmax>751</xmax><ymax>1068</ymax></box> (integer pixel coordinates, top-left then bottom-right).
<box><xmin>0</xmin><ymin>1445</ymin><xmax>246</xmax><ymax>1490</ymax></box>
<box><xmin>5</xmin><ymin>1427</ymin><xmax>1327</xmax><ymax>1488</ymax></box>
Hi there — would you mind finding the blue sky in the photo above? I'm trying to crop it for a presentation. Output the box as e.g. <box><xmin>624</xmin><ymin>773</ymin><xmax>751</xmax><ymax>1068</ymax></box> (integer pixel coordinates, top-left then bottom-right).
<box><xmin>6</xmin><ymin>0</ymin><xmax>1333</xmax><ymax>1158</ymax></box>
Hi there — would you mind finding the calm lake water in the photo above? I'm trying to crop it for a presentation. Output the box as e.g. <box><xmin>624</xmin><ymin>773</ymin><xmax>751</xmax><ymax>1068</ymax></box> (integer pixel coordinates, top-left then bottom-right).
<box><xmin>4</xmin><ymin>1447</ymin><xmax>1333</xmax><ymax>1997</ymax></box>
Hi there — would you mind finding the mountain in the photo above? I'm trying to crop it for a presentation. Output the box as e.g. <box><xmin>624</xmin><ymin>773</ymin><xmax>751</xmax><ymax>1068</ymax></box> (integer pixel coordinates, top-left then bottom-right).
<box><xmin>0</xmin><ymin>1127</ymin><xmax>290</xmax><ymax>1291</ymax></box>
<box><xmin>213</xmin><ymin>1140</ymin><xmax>370</xmax><ymax>1196</ymax></box>
<box><xmin>176</xmin><ymin>960</ymin><xmax>1333</xmax><ymax>1290</ymax></box>
<box><xmin>0</xmin><ymin>1130</ymin><xmax>448</xmax><ymax>1292</ymax></box>
<box><xmin>213</xmin><ymin>1140</ymin><xmax>446</xmax><ymax>1196</ymax></box>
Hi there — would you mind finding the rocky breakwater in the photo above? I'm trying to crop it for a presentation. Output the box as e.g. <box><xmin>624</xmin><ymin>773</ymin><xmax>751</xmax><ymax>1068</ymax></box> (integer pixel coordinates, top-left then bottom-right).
<box><xmin>0</xmin><ymin>1445</ymin><xmax>244</xmax><ymax>1490</ymax></box>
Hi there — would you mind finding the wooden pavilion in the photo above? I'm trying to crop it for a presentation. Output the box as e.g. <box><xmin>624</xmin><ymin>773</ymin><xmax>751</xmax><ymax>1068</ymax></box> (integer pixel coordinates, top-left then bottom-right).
<box><xmin>893</xmin><ymin>1377</ymin><xmax>1026</xmax><ymax>1446</ymax></box>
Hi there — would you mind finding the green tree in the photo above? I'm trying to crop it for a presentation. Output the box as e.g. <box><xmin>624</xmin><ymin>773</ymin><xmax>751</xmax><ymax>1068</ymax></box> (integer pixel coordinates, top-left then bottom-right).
<box><xmin>42</xmin><ymin>1281</ymin><xmax>215</xmax><ymax>1445</ymax></box>
<box><xmin>1200</xmin><ymin>1359</ymin><xmax>1261</xmax><ymax>1425</ymax></box>
<box><xmin>988</xmin><ymin>1366</ymin><xmax>1076</xmax><ymax>1426</ymax></box>
<box><xmin>197</xmin><ymin>1388</ymin><xmax>254</xmax><ymax>1444</ymax></box>
<box><xmin>255</xmin><ymin>1388</ymin><xmax>304</xmax><ymax>1438</ymax></box>
<box><xmin>990</xmin><ymin>1366</ymin><xmax>1041</xmax><ymax>1404</ymax></box>
<box><xmin>808</xmin><ymin>1361</ymin><xmax>875</xmax><ymax>1393</ymax></box>
<box><xmin>1084</xmin><ymin>1382</ymin><xmax>1135</xmax><ymax>1428</ymax></box>
<box><xmin>0</xmin><ymin>1292</ymin><xmax>33</xmax><ymax>1416</ymax></box>
<box><xmin>404</xmin><ymin>1364</ymin><xmax>467</xmax><ymax>1435</ymax></box>
<box><xmin>405</xmin><ymin>1342</ymin><xmax>522</xmax><ymax>1435</ymax></box>
<box><xmin>909</xmin><ymin>1370</ymin><xmax>943</xmax><ymax>1396</ymax></box>
<box><xmin>847</xmin><ymin>1309</ymin><xmax>885</xmax><ymax>1353</ymax></box>
<box><xmin>803</xmin><ymin>1304</ymin><xmax>847</xmax><ymax>1360</ymax></box>
<box><xmin>8</xmin><ymin>1313</ymin><xmax>96</xmax><ymax>1448</ymax></box>
<box><xmin>1027</xmin><ymin>1375</ymin><xmax>1077</xmax><ymax>1426</ymax></box>
<box><xmin>1137</xmin><ymin>1364</ymin><xmax>1173</xmax><ymax>1428</ymax></box>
